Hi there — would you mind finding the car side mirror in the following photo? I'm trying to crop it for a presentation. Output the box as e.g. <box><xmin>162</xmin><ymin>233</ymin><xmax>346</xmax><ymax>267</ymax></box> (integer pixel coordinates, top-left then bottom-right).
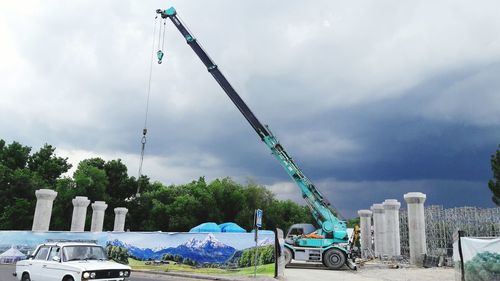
<box><xmin>52</xmin><ymin>256</ymin><xmax>61</xmax><ymax>262</ymax></box>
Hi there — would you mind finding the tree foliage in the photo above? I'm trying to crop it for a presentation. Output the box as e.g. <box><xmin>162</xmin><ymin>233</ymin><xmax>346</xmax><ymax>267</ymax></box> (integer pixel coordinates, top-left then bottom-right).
<box><xmin>347</xmin><ymin>217</ymin><xmax>360</xmax><ymax>228</ymax></box>
<box><xmin>488</xmin><ymin>145</ymin><xmax>500</xmax><ymax>206</ymax></box>
<box><xmin>238</xmin><ymin>246</ymin><xmax>275</xmax><ymax>267</ymax></box>
<box><xmin>127</xmin><ymin>177</ymin><xmax>313</xmax><ymax>232</ymax></box>
<box><xmin>0</xmin><ymin>139</ymin><xmax>313</xmax><ymax>232</ymax></box>
<box><xmin>106</xmin><ymin>245</ymin><xmax>129</xmax><ymax>264</ymax></box>
<box><xmin>0</xmin><ymin>140</ymin><xmax>71</xmax><ymax>229</ymax></box>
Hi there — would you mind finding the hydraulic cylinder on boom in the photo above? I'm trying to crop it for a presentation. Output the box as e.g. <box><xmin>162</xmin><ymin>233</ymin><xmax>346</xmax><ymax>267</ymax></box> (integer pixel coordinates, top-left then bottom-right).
<box><xmin>156</xmin><ymin>7</ymin><xmax>356</xmax><ymax>270</ymax></box>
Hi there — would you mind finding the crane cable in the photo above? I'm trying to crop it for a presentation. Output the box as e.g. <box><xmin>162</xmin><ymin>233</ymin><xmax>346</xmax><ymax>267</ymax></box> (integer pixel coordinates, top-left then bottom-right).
<box><xmin>137</xmin><ymin>15</ymin><xmax>165</xmax><ymax>197</ymax></box>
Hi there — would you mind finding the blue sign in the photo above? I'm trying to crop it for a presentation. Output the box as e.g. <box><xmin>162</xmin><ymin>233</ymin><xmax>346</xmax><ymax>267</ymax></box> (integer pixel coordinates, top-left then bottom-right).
<box><xmin>255</xmin><ymin>209</ymin><xmax>263</xmax><ymax>228</ymax></box>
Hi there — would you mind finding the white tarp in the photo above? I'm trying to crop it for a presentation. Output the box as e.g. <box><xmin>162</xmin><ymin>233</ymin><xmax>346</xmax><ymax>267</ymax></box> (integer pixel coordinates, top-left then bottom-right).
<box><xmin>461</xmin><ymin>237</ymin><xmax>500</xmax><ymax>262</ymax></box>
<box><xmin>453</xmin><ymin>239</ymin><xmax>461</xmax><ymax>281</ymax></box>
<box><xmin>454</xmin><ymin>237</ymin><xmax>500</xmax><ymax>281</ymax></box>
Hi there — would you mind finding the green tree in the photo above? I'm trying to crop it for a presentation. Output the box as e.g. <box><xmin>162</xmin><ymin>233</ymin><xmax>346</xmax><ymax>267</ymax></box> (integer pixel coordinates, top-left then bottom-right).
<box><xmin>0</xmin><ymin>141</ymin><xmax>35</xmax><ymax>211</ymax></box>
<box><xmin>51</xmin><ymin>158</ymin><xmax>110</xmax><ymax>230</ymax></box>
<box><xmin>489</xmin><ymin>145</ymin><xmax>500</xmax><ymax>206</ymax></box>
<box><xmin>0</xmin><ymin>139</ymin><xmax>320</xmax><ymax>233</ymax></box>
<box><xmin>234</xmin><ymin>180</ymin><xmax>275</xmax><ymax>230</ymax></box>
<box><xmin>209</xmin><ymin>178</ymin><xmax>245</xmax><ymax>222</ymax></box>
<box><xmin>347</xmin><ymin>217</ymin><xmax>360</xmax><ymax>228</ymax></box>
<box><xmin>126</xmin><ymin>180</ymin><xmax>163</xmax><ymax>231</ymax></box>
<box><xmin>102</xmin><ymin>159</ymin><xmax>139</xmax><ymax>230</ymax></box>
<box><xmin>28</xmin><ymin>144</ymin><xmax>72</xmax><ymax>186</ymax></box>
<box><xmin>51</xmin><ymin>177</ymin><xmax>78</xmax><ymax>230</ymax></box>
<box><xmin>0</xmin><ymin>140</ymin><xmax>31</xmax><ymax>170</ymax></box>
<box><xmin>106</xmin><ymin>245</ymin><xmax>129</xmax><ymax>264</ymax></box>
<box><xmin>0</xmin><ymin>140</ymin><xmax>71</xmax><ymax>230</ymax></box>
<box><xmin>239</xmin><ymin>250</ymin><xmax>252</xmax><ymax>267</ymax></box>
<box><xmin>238</xmin><ymin>246</ymin><xmax>275</xmax><ymax>267</ymax></box>
<box><xmin>104</xmin><ymin>159</ymin><xmax>137</xmax><ymax>202</ymax></box>
<box><xmin>73</xmin><ymin>158</ymin><xmax>109</xmax><ymax>201</ymax></box>
<box><xmin>0</xmin><ymin>198</ymin><xmax>34</xmax><ymax>230</ymax></box>
<box><xmin>265</xmin><ymin>200</ymin><xmax>313</xmax><ymax>232</ymax></box>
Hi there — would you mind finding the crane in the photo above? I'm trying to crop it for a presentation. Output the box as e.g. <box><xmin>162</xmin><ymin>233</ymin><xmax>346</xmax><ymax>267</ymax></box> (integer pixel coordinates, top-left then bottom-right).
<box><xmin>156</xmin><ymin>7</ymin><xmax>356</xmax><ymax>270</ymax></box>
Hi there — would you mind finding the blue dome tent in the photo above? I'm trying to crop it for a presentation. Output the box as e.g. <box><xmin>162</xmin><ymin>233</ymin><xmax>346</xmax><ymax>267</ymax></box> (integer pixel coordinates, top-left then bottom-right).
<box><xmin>189</xmin><ymin>222</ymin><xmax>221</xmax><ymax>233</ymax></box>
<box><xmin>219</xmin><ymin>222</ymin><xmax>246</xmax><ymax>233</ymax></box>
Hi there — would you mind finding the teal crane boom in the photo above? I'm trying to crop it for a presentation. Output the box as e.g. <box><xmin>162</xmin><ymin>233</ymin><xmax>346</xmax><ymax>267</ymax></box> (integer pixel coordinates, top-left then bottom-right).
<box><xmin>156</xmin><ymin>7</ymin><xmax>354</xmax><ymax>269</ymax></box>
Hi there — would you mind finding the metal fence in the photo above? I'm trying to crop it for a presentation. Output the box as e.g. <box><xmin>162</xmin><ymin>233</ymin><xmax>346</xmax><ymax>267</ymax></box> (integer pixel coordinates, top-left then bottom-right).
<box><xmin>399</xmin><ymin>205</ymin><xmax>500</xmax><ymax>258</ymax></box>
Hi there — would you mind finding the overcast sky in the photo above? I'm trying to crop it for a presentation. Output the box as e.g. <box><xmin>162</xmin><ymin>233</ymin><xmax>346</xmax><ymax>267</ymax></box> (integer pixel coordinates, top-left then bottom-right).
<box><xmin>1</xmin><ymin>0</ymin><xmax>499</xmax><ymax>218</ymax></box>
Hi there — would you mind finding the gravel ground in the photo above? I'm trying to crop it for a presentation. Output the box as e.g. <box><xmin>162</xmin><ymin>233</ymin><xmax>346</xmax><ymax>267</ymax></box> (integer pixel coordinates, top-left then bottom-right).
<box><xmin>284</xmin><ymin>262</ymin><xmax>455</xmax><ymax>281</ymax></box>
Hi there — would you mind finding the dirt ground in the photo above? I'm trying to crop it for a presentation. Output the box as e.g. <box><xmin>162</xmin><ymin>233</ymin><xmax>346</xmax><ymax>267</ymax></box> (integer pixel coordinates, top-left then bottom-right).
<box><xmin>284</xmin><ymin>262</ymin><xmax>455</xmax><ymax>281</ymax></box>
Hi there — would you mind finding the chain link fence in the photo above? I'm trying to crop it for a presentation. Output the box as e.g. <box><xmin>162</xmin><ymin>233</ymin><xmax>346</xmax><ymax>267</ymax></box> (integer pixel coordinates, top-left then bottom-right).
<box><xmin>399</xmin><ymin>205</ymin><xmax>500</xmax><ymax>259</ymax></box>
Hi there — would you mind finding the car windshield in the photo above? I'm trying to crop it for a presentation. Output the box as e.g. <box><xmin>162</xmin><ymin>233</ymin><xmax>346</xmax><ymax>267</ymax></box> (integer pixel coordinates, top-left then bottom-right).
<box><xmin>63</xmin><ymin>246</ymin><xmax>107</xmax><ymax>261</ymax></box>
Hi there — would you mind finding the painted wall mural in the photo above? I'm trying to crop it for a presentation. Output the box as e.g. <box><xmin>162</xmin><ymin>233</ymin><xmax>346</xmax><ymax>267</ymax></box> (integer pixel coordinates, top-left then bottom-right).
<box><xmin>0</xmin><ymin>231</ymin><xmax>275</xmax><ymax>273</ymax></box>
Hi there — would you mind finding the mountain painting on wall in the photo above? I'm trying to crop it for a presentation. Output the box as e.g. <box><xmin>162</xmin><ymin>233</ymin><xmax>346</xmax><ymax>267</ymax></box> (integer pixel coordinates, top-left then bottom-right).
<box><xmin>109</xmin><ymin>233</ymin><xmax>237</xmax><ymax>263</ymax></box>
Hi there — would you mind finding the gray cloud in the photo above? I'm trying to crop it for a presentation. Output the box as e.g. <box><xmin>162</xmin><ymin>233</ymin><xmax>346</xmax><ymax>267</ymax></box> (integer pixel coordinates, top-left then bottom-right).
<box><xmin>1</xmin><ymin>0</ymin><xmax>499</xmax><ymax>218</ymax></box>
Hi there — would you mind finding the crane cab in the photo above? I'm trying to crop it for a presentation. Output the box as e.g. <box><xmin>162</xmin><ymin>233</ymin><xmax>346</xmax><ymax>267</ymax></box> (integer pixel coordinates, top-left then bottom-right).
<box><xmin>285</xmin><ymin>223</ymin><xmax>316</xmax><ymax>241</ymax></box>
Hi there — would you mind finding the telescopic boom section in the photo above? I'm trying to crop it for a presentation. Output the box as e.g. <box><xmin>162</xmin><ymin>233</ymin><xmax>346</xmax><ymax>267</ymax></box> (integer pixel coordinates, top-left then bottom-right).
<box><xmin>157</xmin><ymin>7</ymin><xmax>345</xmax><ymax>235</ymax></box>
<box><xmin>157</xmin><ymin>8</ymin><xmax>269</xmax><ymax>139</ymax></box>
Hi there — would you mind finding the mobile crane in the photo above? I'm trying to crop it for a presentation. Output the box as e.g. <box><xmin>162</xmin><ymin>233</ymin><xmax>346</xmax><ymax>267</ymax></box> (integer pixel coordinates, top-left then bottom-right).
<box><xmin>156</xmin><ymin>7</ymin><xmax>355</xmax><ymax>270</ymax></box>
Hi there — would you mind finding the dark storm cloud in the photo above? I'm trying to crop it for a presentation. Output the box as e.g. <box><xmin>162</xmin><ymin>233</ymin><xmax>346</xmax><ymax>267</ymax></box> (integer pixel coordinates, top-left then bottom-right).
<box><xmin>269</xmin><ymin>179</ymin><xmax>493</xmax><ymax>218</ymax></box>
<box><xmin>1</xmin><ymin>0</ymin><xmax>499</xmax><ymax>217</ymax></box>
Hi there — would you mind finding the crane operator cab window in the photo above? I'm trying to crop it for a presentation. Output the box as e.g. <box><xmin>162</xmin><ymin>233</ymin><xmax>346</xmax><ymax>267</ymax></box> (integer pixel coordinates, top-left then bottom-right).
<box><xmin>286</xmin><ymin>224</ymin><xmax>316</xmax><ymax>240</ymax></box>
<box><xmin>289</xmin><ymin>228</ymin><xmax>304</xmax><ymax>237</ymax></box>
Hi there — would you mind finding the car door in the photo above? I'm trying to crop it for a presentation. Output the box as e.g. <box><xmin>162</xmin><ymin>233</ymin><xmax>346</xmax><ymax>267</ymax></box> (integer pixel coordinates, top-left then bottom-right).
<box><xmin>40</xmin><ymin>246</ymin><xmax>63</xmax><ymax>281</ymax></box>
<box><xmin>30</xmin><ymin>246</ymin><xmax>50</xmax><ymax>281</ymax></box>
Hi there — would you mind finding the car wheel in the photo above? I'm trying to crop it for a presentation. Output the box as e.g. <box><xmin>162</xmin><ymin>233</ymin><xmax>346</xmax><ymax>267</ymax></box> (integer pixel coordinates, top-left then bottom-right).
<box><xmin>63</xmin><ymin>277</ymin><xmax>74</xmax><ymax>281</ymax></box>
<box><xmin>323</xmin><ymin>248</ymin><xmax>346</xmax><ymax>269</ymax></box>
<box><xmin>284</xmin><ymin>247</ymin><xmax>292</xmax><ymax>266</ymax></box>
<box><xmin>21</xmin><ymin>273</ymin><xmax>31</xmax><ymax>281</ymax></box>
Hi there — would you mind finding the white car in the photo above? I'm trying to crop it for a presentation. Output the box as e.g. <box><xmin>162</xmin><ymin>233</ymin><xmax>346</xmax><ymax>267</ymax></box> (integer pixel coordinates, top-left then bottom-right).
<box><xmin>14</xmin><ymin>242</ymin><xmax>131</xmax><ymax>281</ymax></box>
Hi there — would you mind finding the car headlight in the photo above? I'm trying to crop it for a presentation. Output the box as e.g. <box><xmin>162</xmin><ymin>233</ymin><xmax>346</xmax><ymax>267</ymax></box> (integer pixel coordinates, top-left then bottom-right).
<box><xmin>83</xmin><ymin>272</ymin><xmax>96</xmax><ymax>279</ymax></box>
<box><xmin>124</xmin><ymin>270</ymin><xmax>130</xmax><ymax>277</ymax></box>
<box><xmin>119</xmin><ymin>271</ymin><xmax>124</xmax><ymax>277</ymax></box>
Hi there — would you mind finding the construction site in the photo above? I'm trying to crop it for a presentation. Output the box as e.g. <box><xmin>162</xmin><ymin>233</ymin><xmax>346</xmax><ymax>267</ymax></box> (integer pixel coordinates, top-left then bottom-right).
<box><xmin>1</xmin><ymin>1</ymin><xmax>500</xmax><ymax>281</ymax></box>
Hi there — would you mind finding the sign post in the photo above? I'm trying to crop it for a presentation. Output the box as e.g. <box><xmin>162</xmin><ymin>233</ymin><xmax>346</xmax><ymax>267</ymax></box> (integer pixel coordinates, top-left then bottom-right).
<box><xmin>253</xmin><ymin>209</ymin><xmax>263</xmax><ymax>278</ymax></box>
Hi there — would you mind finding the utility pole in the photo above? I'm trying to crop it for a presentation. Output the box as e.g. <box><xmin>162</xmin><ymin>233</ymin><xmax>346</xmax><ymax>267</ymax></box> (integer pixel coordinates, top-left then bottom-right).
<box><xmin>254</xmin><ymin>209</ymin><xmax>263</xmax><ymax>278</ymax></box>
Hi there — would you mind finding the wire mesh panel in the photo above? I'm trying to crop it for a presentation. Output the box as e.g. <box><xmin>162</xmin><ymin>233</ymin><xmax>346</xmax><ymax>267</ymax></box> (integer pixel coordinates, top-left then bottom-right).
<box><xmin>399</xmin><ymin>206</ymin><xmax>500</xmax><ymax>259</ymax></box>
<box><xmin>399</xmin><ymin>208</ymin><xmax>409</xmax><ymax>258</ymax></box>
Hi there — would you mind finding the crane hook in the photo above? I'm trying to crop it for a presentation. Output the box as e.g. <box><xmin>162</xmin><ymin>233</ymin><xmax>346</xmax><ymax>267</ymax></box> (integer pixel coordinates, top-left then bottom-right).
<box><xmin>157</xmin><ymin>50</ymin><xmax>164</xmax><ymax>64</ymax></box>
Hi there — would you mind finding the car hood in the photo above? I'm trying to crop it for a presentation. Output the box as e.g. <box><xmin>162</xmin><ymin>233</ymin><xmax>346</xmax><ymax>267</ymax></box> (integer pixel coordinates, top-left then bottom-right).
<box><xmin>65</xmin><ymin>260</ymin><xmax>131</xmax><ymax>271</ymax></box>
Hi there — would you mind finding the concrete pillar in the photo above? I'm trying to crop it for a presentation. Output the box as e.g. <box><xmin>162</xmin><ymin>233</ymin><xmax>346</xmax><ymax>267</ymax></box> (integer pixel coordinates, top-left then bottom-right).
<box><xmin>357</xmin><ymin>209</ymin><xmax>372</xmax><ymax>259</ymax></box>
<box><xmin>32</xmin><ymin>189</ymin><xmax>58</xmax><ymax>232</ymax></box>
<box><xmin>383</xmin><ymin>199</ymin><xmax>401</xmax><ymax>257</ymax></box>
<box><xmin>371</xmin><ymin>204</ymin><xmax>385</xmax><ymax>257</ymax></box>
<box><xmin>113</xmin><ymin>207</ymin><xmax>128</xmax><ymax>232</ymax></box>
<box><xmin>70</xmin><ymin>196</ymin><xmax>90</xmax><ymax>232</ymax></box>
<box><xmin>90</xmin><ymin>201</ymin><xmax>108</xmax><ymax>232</ymax></box>
<box><xmin>404</xmin><ymin>192</ymin><xmax>427</xmax><ymax>266</ymax></box>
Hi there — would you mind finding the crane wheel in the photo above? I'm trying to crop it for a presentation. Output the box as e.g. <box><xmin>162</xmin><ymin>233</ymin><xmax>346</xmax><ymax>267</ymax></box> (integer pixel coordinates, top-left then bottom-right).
<box><xmin>323</xmin><ymin>248</ymin><xmax>346</xmax><ymax>269</ymax></box>
<box><xmin>284</xmin><ymin>247</ymin><xmax>292</xmax><ymax>267</ymax></box>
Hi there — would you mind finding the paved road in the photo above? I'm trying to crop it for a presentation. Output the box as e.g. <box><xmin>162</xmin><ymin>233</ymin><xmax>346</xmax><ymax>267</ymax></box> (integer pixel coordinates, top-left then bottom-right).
<box><xmin>0</xmin><ymin>265</ymin><xmax>208</xmax><ymax>281</ymax></box>
<box><xmin>3</xmin><ymin>263</ymin><xmax>455</xmax><ymax>281</ymax></box>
